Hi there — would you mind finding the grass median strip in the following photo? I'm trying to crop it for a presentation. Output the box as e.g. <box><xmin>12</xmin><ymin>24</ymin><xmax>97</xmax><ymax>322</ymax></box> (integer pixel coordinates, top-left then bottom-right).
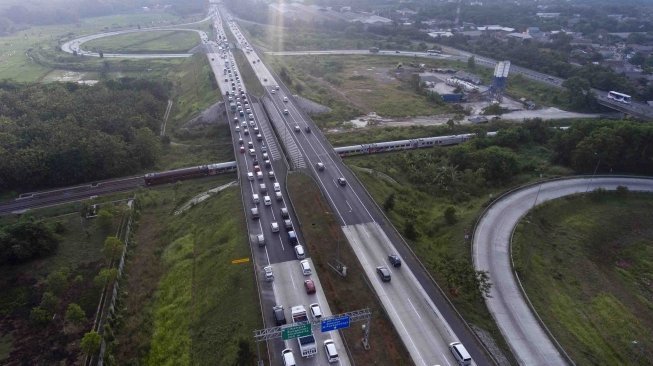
<box><xmin>286</xmin><ymin>172</ymin><xmax>412</xmax><ymax>365</ymax></box>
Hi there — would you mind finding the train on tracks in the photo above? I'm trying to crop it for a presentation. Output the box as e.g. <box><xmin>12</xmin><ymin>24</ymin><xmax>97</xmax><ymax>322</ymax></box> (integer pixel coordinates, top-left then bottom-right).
<box><xmin>334</xmin><ymin>132</ymin><xmax>496</xmax><ymax>157</ymax></box>
<box><xmin>144</xmin><ymin>162</ymin><xmax>237</xmax><ymax>186</ymax></box>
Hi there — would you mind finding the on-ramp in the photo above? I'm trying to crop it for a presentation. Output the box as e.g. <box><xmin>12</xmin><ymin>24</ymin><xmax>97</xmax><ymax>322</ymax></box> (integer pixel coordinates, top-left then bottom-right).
<box><xmin>473</xmin><ymin>176</ymin><xmax>653</xmax><ymax>365</ymax></box>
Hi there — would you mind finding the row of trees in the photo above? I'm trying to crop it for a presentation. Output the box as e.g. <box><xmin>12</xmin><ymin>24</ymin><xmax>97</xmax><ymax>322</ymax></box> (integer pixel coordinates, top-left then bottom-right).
<box><xmin>0</xmin><ymin>79</ymin><xmax>169</xmax><ymax>190</ymax></box>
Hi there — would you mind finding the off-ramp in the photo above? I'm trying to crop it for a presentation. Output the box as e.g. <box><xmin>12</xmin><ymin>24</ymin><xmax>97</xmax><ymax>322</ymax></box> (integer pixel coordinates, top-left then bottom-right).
<box><xmin>473</xmin><ymin>176</ymin><xmax>653</xmax><ymax>365</ymax></box>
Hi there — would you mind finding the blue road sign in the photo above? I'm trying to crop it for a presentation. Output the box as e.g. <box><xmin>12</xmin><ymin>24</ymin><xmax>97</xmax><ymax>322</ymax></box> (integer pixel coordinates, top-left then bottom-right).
<box><xmin>320</xmin><ymin>316</ymin><xmax>351</xmax><ymax>332</ymax></box>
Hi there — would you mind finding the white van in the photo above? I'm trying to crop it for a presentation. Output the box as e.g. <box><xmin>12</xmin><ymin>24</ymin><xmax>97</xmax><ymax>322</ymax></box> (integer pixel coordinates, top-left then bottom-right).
<box><xmin>281</xmin><ymin>348</ymin><xmax>296</xmax><ymax>366</ymax></box>
<box><xmin>449</xmin><ymin>342</ymin><xmax>472</xmax><ymax>366</ymax></box>
<box><xmin>300</xmin><ymin>259</ymin><xmax>311</xmax><ymax>276</ymax></box>
<box><xmin>294</xmin><ymin>245</ymin><xmax>305</xmax><ymax>260</ymax></box>
<box><xmin>323</xmin><ymin>340</ymin><xmax>339</xmax><ymax>363</ymax></box>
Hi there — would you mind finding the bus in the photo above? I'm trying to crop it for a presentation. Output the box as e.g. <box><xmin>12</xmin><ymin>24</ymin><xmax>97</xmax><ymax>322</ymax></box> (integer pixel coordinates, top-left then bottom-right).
<box><xmin>427</xmin><ymin>49</ymin><xmax>442</xmax><ymax>55</ymax></box>
<box><xmin>607</xmin><ymin>91</ymin><xmax>632</xmax><ymax>104</ymax></box>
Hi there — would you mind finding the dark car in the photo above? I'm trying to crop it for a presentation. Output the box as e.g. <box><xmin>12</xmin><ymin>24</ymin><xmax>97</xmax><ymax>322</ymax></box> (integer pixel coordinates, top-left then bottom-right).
<box><xmin>304</xmin><ymin>126</ymin><xmax>311</xmax><ymax>133</ymax></box>
<box><xmin>388</xmin><ymin>255</ymin><xmax>402</xmax><ymax>267</ymax></box>
<box><xmin>280</xmin><ymin>207</ymin><xmax>289</xmax><ymax>219</ymax></box>
<box><xmin>376</xmin><ymin>266</ymin><xmax>391</xmax><ymax>282</ymax></box>
<box><xmin>304</xmin><ymin>279</ymin><xmax>316</xmax><ymax>294</ymax></box>
<box><xmin>272</xmin><ymin>305</ymin><xmax>286</xmax><ymax>326</ymax></box>
<box><xmin>337</xmin><ymin>177</ymin><xmax>347</xmax><ymax>186</ymax></box>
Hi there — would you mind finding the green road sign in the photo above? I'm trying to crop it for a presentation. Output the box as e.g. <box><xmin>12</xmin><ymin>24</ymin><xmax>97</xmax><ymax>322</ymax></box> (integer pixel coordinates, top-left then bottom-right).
<box><xmin>281</xmin><ymin>323</ymin><xmax>311</xmax><ymax>340</ymax></box>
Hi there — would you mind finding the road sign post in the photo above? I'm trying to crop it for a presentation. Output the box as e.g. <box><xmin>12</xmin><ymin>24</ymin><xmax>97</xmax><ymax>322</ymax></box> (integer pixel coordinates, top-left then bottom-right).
<box><xmin>281</xmin><ymin>323</ymin><xmax>312</xmax><ymax>340</ymax></box>
<box><xmin>320</xmin><ymin>316</ymin><xmax>351</xmax><ymax>333</ymax></box>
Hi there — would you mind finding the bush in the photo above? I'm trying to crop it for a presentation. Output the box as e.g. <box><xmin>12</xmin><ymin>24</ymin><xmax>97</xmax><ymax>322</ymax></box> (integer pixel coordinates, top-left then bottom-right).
<box><xmin>80</xmin><ymin>331</ymin><xmax>102</xmax><ymax>356</ymax></box>
<box><xmin>444</xmin><ymin>206</ymin><xmax>458</xmax><ymax>225</ymax></box>
<box><xmin>0</xmin><ymin>220</ymin><xmax>60</xmax><ymax>265</ymax></box>
<box><xmin>66</xmin><ymin>303</ymin><xmax>86</xmax><ymax>325</ymax></box>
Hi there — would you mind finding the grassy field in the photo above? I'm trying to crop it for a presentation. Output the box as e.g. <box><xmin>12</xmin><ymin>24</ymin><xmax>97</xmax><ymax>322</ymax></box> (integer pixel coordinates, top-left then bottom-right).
<box><xmin>239</xmin><ymin>21</ymin><xmax>416</xmax><ymax>52</ymax></box>
<box><xmin>267</xmin><ymin>55</ymin><xmax>456</xmax><ymax>128</ymax></box>
<box><xmin>83</xmin><ymin>30</ymin><xmax>200</xmax><ymax>54</ymax></box>
<box><xmin>513</xmin><ymin>192</ymin><xmax>653</xmax><ymax>365</ymax></box>
<box><xmin>0</xmin><ymin>12</ymin><xmax>189</xmax><ymax>81</ymax></box>
<box><xmin>0</xmin><ymin>200</ymin><xmax>127</xmax><ymax>364</ymax></box>
<box><xmin>111</xmin><ymin>175</ymin><xmax>264</xmax><ymax>365</ymax></box>
<box><xmin>156</xmin><ymin>54</ymin><xmax>234</xmax><ymax>170</ymax></box>
<box><xmin>286</xmin><ymin>172</ymin><xmax>412</xmax><ymax>365</ymax></box>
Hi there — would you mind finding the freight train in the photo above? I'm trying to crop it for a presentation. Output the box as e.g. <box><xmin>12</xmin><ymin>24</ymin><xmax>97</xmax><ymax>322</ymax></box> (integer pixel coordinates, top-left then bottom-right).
<box><xmin>334</xmin><ymin>132</ymin><xmax>496</xmax><ymax>157</ymax></box>
<box><xmin>144</xmin><ymin>162</ymin><xmax>237</xmax><ymax>186</ymax></box>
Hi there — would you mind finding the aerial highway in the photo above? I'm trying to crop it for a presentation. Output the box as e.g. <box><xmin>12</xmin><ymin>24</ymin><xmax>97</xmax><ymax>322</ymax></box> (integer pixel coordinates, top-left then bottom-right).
<box><xmin>209</xmin><ymin>6</ymin><xmax>350</xmax><ymax>365</ymax></box>
<box><xmin>473</xmin><ymin>176</ymin><xmax>653</xmax><ymax>366</ymax></box>
<box><xmin>222</xmin><ymin>7</ymin><xmax>492</xmax><ymax>366</ymax></box>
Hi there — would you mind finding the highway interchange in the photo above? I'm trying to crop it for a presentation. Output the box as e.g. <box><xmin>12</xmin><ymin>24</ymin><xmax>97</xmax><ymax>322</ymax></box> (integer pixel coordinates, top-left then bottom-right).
<box><xmin>8</xmin><ymin>4</ymin><xmax>650</xmax><ymax>366</ymax></box>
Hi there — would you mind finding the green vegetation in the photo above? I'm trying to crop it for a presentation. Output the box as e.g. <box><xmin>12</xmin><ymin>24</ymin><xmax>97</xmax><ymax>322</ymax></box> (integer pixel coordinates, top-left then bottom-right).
<box><xmin>513</xmin><ymin>192</ymin><xmax>653</xmax><ymax>365</ymax></box>
<box><xmin>158</xmin><ymin>54</ymin><xmax>233</xmax><ymax>170</ymax></box>
<box><xmin>0</xmin><ymin>202</ymin><xmax>126</xmax><ymax>364</ymax></box>
<box><xmin>0</xmin><ymin>219</ymin><xmax>60</xmax><ymax>264</ymax></box>
<box><xmin>232</xmin><ymin>48</ymin><xmax>265</xmax><ymax>97</ymax></box>
<box><xmin>110</xmin><ymin>176</ymin><xmax>263</xmax><ymax>365</ymax></box>
<box><xmin>268</xmin><ymin>55</ymin><xmax>457</xmax><ymax>127</ymax></box>
<box><xmin>287</xmin><ymin>172</ymin><xmax>411</xmax><ymax>365</ymax></box>
<box><xmin>240</xmin><ymin>22</ymin><xmax>380</xmax><ymax>52</ymax></box>
<box><xmin>0</xmin><ymin>79</ymin><xmax>168</xmax><ymax>192</ymax></box>
<box><xmin>0</xmin><ymin>12</ymin><xmax>187</xmax><ymax>81</ymax></box>
<box><xmin>83</xmin><ymin>30</ymin><xmax>200</xmax><ymax>54</ymax></box>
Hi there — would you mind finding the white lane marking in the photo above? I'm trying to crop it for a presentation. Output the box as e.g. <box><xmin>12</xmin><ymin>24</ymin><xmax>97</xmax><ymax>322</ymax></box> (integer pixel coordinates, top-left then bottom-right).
<box><xmin>346</xmin><ymin>200</ymin><xmax>353</xmax><ymax>212</ymax></box>
<box><xmin>442</xmin><ymin>353</ymin><xmax>452</xmax><ymax>366</ymax></box>
<box><xmin>278</xmin><ymin>236</ymin><xmax>284</xmax><ymax>252</ymax></box>
<box><xmin>407</xmin><ymin>297</ymin><xmax>421</xmax><ymax>319</ymax></box>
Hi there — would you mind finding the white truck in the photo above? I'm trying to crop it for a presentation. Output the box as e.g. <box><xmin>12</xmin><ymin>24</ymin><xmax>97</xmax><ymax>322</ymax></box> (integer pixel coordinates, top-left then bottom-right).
<box><xmin>291</xmin><ymin>305</ymin><xmax>317</xmax><ymax>357</ymax></box>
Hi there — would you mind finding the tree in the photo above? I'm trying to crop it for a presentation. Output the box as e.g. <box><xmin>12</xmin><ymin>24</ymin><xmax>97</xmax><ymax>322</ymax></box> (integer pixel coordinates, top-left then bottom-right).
<box><xmin>382</xmin><ymin>193</ymin><xmax>396</xmax><ymax>212</ymax></box>
<box><xmin>66</xmin><ymin>303</ymin><xmax>86</xmax><ymax>325</ymax></box>
<box><xmin>562</xmin><ymin>76</ymin><xmax>595</xmax><ymax>110</ymax></box>
<box><xmin>444</xmin><ymin>206</ymin><xmax>458</xmax><ymax>225</ymax></box>
<box><xmin>467</xmin><ymin>55</ymin><xmax>476</xmax><ymax>69</ymax></box>
<box><xmin>29</xmin><ymin>307</ymin><xmax>51</xmax><ymax>325</ymax></box>
<box><xmin>96</xmin><ymin>209</ymin><xmax>114</xmax><ymax>233</ymax></box>
<box><xmin>46</xmin><ymin>268</ymin><xmax>70</xmax><ymax>295</ymax></box>
<box><xmin>80</xmin><ymin>331</ymin><xmax>102</xmax><ymax>356</ymax></box>
<box><xmin>103</xmin><ymin>236</ymin><xmax>123</xmax><ymax>263</ymax></box>
<box><xmin>40</xmin><ymin>291</ymin><xmax>59</xmax><ymax>312</ymax></box>
<box><xmin>0</xmin><ymin>219</ymin><xmax>60</xmax><ymax>264</ymax></box>
<box><xmin>94</xmin><ymin>268</ymin><xmax>118</xmax><ymax>287</ymax></box>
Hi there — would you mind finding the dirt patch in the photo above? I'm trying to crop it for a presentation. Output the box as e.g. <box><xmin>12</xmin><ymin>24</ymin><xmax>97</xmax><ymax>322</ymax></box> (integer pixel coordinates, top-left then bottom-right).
<box><xmin>181</xmin><ymin>101</ymin><xmax>228</xmax><ymax>132</ymax></box>
<box><xmin>287</xmin><ymin>172</ymin><xmax>413</xmax><ymax>366</ymax></box>
<box><xmin>293</xmin><ymin>95</ymin><xmax>331</xmax><ymax>114</ymax></box>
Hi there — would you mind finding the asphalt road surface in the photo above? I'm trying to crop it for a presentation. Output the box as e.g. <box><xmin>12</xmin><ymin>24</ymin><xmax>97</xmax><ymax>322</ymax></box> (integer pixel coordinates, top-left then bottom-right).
<box><xmin>210</xmin><ymin>8</ymin><xmax>350</xmax><ymax>365</ymax></box>
<box><xmin>223</xmin><ymin>9</ymin><xmax>491</xmax><ymax>366</ymax></box>
<box><xmin>473</xmin><ymin>176</ymin><xmax>653</xmax><ymax>366</ymax></box>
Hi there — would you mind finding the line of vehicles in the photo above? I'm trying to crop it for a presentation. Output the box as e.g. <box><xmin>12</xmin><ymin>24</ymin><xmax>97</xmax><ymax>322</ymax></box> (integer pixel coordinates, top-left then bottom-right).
<box><xmin>217</xmin><ymin>11</ymin><xmax>346</xmax><ymax>365</ymax></box>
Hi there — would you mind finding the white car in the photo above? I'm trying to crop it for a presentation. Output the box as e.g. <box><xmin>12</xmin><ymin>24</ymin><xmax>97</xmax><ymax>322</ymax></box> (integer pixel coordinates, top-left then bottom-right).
<box><xmin>300</xmin><ymin>259</ymin><xmax>311</xmax><ymax>276</ymax></box>
<box><xmin>283</xmin><ymin>96</ymin><xmax>288</xmax><ymax>102</ymax></box>
<box><xmin>309</xmin><ymin>303</ymin><xmax>322</xmax><ymax>319</ymax></box>
<box><xmin>271</xmin><ymin>222</ymin><xmax>279</xmax><ymax>233</ymax></box>
<box><xmin>273</xmin><ymin>182</ymin><xmax>281</xmax><ymax>192</ymax></box>
<box><xmin>256</xmin><ymin>171</ymin><xmax>264</xmax><ymax>180</ymax></box>
<box><xmin>264</xmin><ymin>195</ymin><xmax>271</xmax><ymax>206</ymax></box>
<box><xmin>323</xmin><ymin>340</ymin><xmax>339</xmax><ymax>363</ymax></box>
<box><xmin>247</xmin><ymin>172</ymin><xmax>254</xmax><ymax>181</ymax></box>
